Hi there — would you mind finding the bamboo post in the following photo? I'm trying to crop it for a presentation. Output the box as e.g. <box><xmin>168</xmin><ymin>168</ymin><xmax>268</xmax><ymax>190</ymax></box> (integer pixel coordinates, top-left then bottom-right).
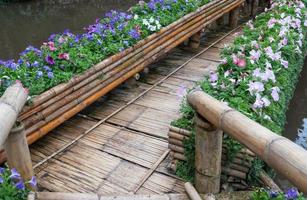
<box><xmin>217</xmin><ymin>13</ymin><xmax>229</xmax><ymax>26</ymax></box>
<box><xmin>0</xmin><ymin>83</ymin><xmax>28</xmax><ymax>149</ymax></box>
<box><xmin>229</xmin><ymin>7</ymin><xmax>240</xmax><ymax>28</ymax></box>
<box><xmin>187</xmin><ymin>90</ymin><xmax>307</xmax><ymax>193</ymax></box>
<box><xmin>251</xmin><ymin>0</ymin><xmax>259</xmax><ymax>16</ymax></box>
<box><xmin>4</xmin><ymin>123</ymin><xmax>34</xmax><ymax>186</ymax></box>
<box><xmin>188</xmin><ymin>30</ymin><xmax>202</xmax><ymax>49</ymax></box>
<box><xmin>194</xmin><ymin>113</ymin><xmax>223</xmax><ymax>194</ymax></box>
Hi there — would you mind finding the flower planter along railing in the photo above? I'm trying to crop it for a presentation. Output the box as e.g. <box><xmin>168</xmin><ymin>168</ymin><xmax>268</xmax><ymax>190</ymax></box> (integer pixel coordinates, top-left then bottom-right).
<box><xmin>0</xmin><ymin>0</ymin><xmax>244</xmax><ymax>161</ymax></box>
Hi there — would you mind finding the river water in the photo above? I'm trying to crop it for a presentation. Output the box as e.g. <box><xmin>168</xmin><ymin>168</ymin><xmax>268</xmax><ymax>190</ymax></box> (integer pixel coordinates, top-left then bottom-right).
<box><xmin>0</xmin><ymin>0</ymin><xmax>138</xmax><ymax>60</ymax></box>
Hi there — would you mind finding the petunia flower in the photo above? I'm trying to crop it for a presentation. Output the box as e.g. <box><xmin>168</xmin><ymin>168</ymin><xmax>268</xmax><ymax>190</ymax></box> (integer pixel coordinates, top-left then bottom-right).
<box><xmin>285</xmin><ymin>188</ymin><xmax>299</xmax><ymax>200</ymax></box>
<box><xmin>45</xmin><ymin>56</ymin><xmax>55</xmax><ymax>65</ymax></box>
<box><xmin>209</xmin><ymin>71</ymin><xmax>218</xmax><ymax>83</ymax></box>
<box><xmin>280</xmin><ymin>59</ymin><xmax>289</xmax><ymax>68</ymax></box>
<box><xmin>176</xmin><ymin>84</ymin><xmax>187</xmax><ymax>99</ymax></box>
<box><xmin>271</xmin><ymin>87</ymin><xmax>280</xmax><ymax>101</ymax></box>
<box><xmin>15</xmin><ymin>180</ymin><xmax>25</xmax><ymax>190</ymax></box>
<box><xmin>28</xmin><ymin>176</ymin><xmax>37</xmax><ymax>188</ymax></box>
<box><xmin>248</xmin><ymin>81</ymin><xmax>264</xmax><ymax>94</ymax></box>
<box><xmin>58</xmin><ymin>53</ymin><xmax>70</xmax><ymax>61</ymax></box>
<box><xmin>0</xmin><ymin>167</ymin><xmax>5</xmax><ymax>174</ymax></box>
<box><xmin>9</xmin><ymin>168</ymin><xmax>21</xmax><ymax>180</ymax></box>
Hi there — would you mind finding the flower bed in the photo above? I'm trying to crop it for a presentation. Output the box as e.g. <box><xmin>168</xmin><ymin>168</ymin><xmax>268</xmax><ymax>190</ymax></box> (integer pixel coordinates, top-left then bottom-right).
<box><xmin>173</xmin><ymin>0</ymin><xmax>307</xmax><ymax>186</ymax></box>
<box><xmin>0</xmin><ymin>0</ymin><xmax>244</xmax><ymax>161</ymax></box>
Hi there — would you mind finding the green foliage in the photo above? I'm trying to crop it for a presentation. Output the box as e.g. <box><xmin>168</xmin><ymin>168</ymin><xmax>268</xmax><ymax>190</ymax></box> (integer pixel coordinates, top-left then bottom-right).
<box><xmin>251</xmin><ymin>188</ymin><xmax>304</xmax><ymax>200</ymax></box>
<box><xmin>0</xmin><ymin>167</ymin><xmax>30</xmax><ymax>200</ymax></box>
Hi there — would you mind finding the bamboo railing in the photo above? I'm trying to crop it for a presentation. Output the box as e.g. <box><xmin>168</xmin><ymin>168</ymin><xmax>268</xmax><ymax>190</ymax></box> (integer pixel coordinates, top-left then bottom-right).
<box><xmin>0</xmin><ymin>83</ymin><xmax>34</xmax><ymax>184</ymax></box>
<box><xmin>187</xmin><ymin>89</ymin><xmax>307</xmax><ymax>194</ymax></box>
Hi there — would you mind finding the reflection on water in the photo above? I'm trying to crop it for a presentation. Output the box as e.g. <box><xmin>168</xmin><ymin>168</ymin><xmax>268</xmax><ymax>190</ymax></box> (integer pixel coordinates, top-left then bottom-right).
<box><xmin>0</xmin><ymin>0</ymin><xmax>138</xmax><ymax>60</ymax></box>
<box><xmin>295</xmin><ymin>118</ymin><xmax>307</xmax><ymax>149</ymax></box>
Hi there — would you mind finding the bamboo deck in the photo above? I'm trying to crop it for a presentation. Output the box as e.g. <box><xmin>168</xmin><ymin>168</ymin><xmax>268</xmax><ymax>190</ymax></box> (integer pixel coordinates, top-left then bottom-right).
<box><xmin>29</xmin><ymin>26</ymin><xmax>241</xmax><ymax>196</ymax></box>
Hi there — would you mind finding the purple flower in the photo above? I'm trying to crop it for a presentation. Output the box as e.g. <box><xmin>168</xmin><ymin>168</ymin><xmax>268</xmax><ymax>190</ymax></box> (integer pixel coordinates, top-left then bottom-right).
<box><xmin>15</xmin><ymin>180</ymin><xmax>25</xmax><ymax>190</ymax></box>
<box><xmin>250</xmin><ymin>50</ymin><xmax>261</xmax><ymax>63</ymax></box>
<box><xmin>43</xmin><ymin>66</ymin><xmax>51</xmax><ymax>72</ymax></box>
<box><xmin>281</xmin><ymin>59</ymin><xmax>289</xmax><ymax>68</ymax></box>
<box><xmin>0</xmin><ymin>167</ymin><xmax>5</xmax><ymax>174</ymax></box>
<box><xmin>0</xmin><ymin>177</ymin><xmax>3</xmax><ymax>184</ymax></box>
<box><xmin>271</xmin><ymin>87</ymin><xmax>280</xmax><ymax>101</ymax></box>
<box><xmin>209</xmin><ymin>71</ymin><xmax>218</xmax><ymax>83</ymax></box>
<box><xmin>285</xmin><ymin>188</ymin><xmax>299</xmax><ymax>200</ymax></box>
<box><xmin>47</xmin><ymin>72</ymin><xmax>54</xmax><ymax>79</ymax></box>
<box><xmin>248</xmin><ymin>81</ymin><xmax>264</xmax><ymax>94</ymax></box>
<box><xmin>37</xmin><ymin>71</ymin><xmax>43</xmax><ymax>78</ymax></box>
<box><xmin>28</xmin><ymin>176</ymin><xmax>37</xmax><ymax>188</ymax></box>
<box><xmin>269</xmin><ymin>190</ymin><xmax>279</xmax><ymax>198</ymax></box>
<box><xmin>9</xmin><ymin>168</ymin><xmax>21</xmax><ymax>180</ymax></box>
<box><xmin>128</xmin><ymin>29</ymin><xmax>141</xmax><ymax>39</ymax></box>
<box><xmin>45</xmin><ymin>56</ymin><xmax>55</xmax><ymax>65</ymax></box>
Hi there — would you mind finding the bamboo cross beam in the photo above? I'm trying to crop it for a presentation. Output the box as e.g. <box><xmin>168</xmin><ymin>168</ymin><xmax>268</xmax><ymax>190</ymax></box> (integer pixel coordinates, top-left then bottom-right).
<box><xmin>0</xmin><ymin>82</ymin><xmax>28</xmax><ymax>149</ymax></box>
<box><xmin>188</xmin><ymin>89</ymin><xmax>307</xmax><ymax>193</ymax></box>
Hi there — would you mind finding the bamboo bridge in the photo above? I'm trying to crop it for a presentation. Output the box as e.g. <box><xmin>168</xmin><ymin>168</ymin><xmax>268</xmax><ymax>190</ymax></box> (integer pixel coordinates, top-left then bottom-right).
<box><xmin>1</xmin><ymin>1</ymin><xmax>307</xmax><ymax>199</ymax></box>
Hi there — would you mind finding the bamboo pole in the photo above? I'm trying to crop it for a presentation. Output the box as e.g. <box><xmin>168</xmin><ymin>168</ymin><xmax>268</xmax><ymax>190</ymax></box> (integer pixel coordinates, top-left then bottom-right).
<box><xmin>194</xmin><ymin>114</ymin><xmax>222</xmax><ymax>194</ymax></box>
<box><xmin>229</xmin><ymin>7</ymin><xmax>240</xmax><ymax>28</ymax></box>
<box><xmin>0</xmin><ymin>83</ymin><xmax>28</xmax><ymax>149</ymax></box>
<box><xmin>4</xmin><ymin>123</ymin><xmax>34</xmax><ymax>188</ymax></box>
<box><xmin>185</xmin><ymin>182</ymin><xmax>203</xmax><ymax>200</ymax></box>
<box><xmin>187</xmin><ymin>90</ymin><xmax>307</xmax><ymax>193</ymax></box>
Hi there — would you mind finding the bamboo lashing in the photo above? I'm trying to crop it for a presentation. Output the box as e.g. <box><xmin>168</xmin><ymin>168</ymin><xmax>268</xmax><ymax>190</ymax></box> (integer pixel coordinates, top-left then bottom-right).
<box><xmin>0</xmin><ymin>83</ymin><xmax>28</xmax><ymax>149</ymax></box>
<box><xmin>187</xmin><ymin>90</ymin><xmax>307</xmax><ymax>193</ymax></box>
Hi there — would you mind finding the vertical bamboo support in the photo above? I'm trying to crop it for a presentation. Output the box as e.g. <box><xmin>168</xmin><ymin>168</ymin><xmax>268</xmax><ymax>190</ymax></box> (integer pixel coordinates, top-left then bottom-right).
<box><xmin>194</xmin><ymin>114</ymin><xmax>223</xmax><ymax>194</ymax></box>
<box><xmin>229</xmin><ymin>7</ymin><xmax>240</xmax><ymax>28</ymax></box>
<box><xmin>188</xmin><ymin>30</ymin><xmax>202</xmax><ymax>49</ymax></box>
<box><xmin>217</xmin><ymin>13</ymin><xmax>229</xmax><ymax>27</ymax></box>
<box><xmin>4</xmin><ymin>123</ymin><xmax>34</xmax><ymax>184</ymax></box>
<box><xmin>251</xmin><ymin>0</ymin><xmax>259</xmax><ymax>16</ymax></box>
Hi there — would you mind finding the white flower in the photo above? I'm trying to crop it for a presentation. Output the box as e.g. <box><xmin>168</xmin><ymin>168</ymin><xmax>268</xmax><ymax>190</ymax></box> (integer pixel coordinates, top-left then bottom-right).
<box><xmin>134</xmin><ymin>15</ymin><xmax>139</xmax><ymax>20</ymax></box>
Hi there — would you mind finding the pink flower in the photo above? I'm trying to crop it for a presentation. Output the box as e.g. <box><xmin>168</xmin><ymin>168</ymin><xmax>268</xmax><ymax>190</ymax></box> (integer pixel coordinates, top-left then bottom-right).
<box><xmin>58</xmin><ymin>37</ymin><xmax>67</xmax><ymax>44</ymax></box>
<box><xmin>221</xmin><ymin>59</ymin><xmax>227</xmax><ymax>65</ymax></box>
<box><xmin>58</xmin><ymin>53</ymin><xmax>70</xmax><ymax>61</ymax></box>
<box><xmin>48</xmin><ymin>41</ymin><xmax>57</xmax><ymax>51</ymax></box>
<box><xmin>237</xmin><ymin>59</ymin><xmax>246</xmax><ymax>68</ymax></box>
<box><xmin>232</xmin><ymin>55</ymin><xmax>246</xmax><ymax>68</ymax></box>
<box><xmin>267</xmin><ymin>18</ymin><xmax>277</xmax><ymax>28</ymax></box>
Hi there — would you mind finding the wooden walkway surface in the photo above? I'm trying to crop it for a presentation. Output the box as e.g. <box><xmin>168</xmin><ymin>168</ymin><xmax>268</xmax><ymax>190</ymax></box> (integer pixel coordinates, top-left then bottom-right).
<box><xmin>29</xmin><ymin>26</ymin><xmax>240</xmax><ymax>196</ymax></box>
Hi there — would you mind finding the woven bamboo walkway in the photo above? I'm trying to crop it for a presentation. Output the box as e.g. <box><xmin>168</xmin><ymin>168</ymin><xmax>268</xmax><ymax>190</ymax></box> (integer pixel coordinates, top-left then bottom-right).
<box><xmin>29</xmin><ymin>26</ymin><xmax>241</xmax><ymax>196</ymax></box>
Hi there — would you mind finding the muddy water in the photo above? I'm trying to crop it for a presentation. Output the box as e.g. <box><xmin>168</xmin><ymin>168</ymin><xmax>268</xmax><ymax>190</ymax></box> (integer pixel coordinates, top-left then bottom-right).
<box><xmin>0</xmin><ymin>0</ymin><xmax>138</xmax><ymax>60</ymax></box>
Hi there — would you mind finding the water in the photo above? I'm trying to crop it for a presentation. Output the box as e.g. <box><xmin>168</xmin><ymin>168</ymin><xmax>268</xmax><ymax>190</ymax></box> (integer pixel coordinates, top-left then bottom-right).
<box><xmin>283</xmin><ymin>58</ymin><xmax>307</xmax><ymax>147</ymax></box>
<box><xmin>0</xmin><ymin>0</ymin><xmax>138</xmax><ymax>60</ymax></box>
<box><xmin>275</xmin><ymin>58</ymin><xmax>307</xmax><ymax>191</ymax></box>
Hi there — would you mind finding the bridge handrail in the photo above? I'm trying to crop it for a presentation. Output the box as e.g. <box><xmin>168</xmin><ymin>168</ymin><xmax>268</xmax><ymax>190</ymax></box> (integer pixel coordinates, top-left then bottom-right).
<box><xmin>0</xmin><ymin>82</ymin><xmax>28</xmax><ymax>149</ymax></box>
<box><xmin>188</xmin><ymin>89</ymin><xmax>307</xmax><ymax>193</ymax></box>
